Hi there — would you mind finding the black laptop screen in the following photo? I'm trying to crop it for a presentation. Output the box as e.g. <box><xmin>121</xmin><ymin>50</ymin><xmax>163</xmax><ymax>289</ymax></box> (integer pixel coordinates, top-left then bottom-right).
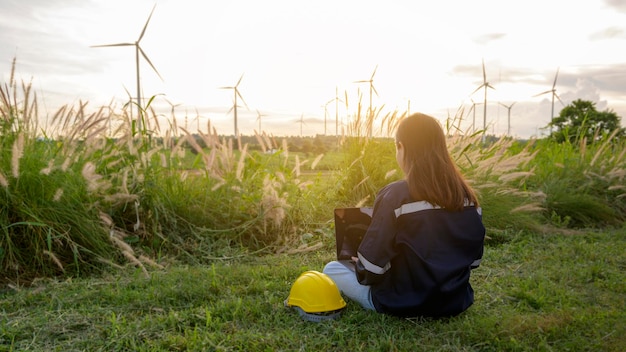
<box><xmin>333</xmin><ymin>207</ymin><xmax>373</xmax><ymax>260</ymax></box>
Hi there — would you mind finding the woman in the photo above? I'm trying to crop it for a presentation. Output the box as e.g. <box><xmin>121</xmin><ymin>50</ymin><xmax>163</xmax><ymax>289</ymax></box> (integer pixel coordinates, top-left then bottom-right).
<box><xmin>323</xmin><ymin>113</ymin><xmax>485</xmax><ymax>318</ymax></box>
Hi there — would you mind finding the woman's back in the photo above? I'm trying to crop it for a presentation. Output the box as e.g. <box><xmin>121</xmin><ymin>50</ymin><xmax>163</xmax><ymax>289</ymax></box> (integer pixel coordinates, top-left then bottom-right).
<box><xmin>370</xmin><ymin>198</ymin><xmax>485</xmax><ymax>317</ymax></box>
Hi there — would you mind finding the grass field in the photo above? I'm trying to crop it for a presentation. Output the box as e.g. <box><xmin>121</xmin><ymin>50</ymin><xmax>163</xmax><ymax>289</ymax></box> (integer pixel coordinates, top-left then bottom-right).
<box><xmin>2</xmin><ymin>63</ymin><xmax>625</xmax><ymax>351</ymax></box>
<box><xmin>1</xmin><ymin>228</ymin><xmax>625</xmax><ymax>351</ymax></box>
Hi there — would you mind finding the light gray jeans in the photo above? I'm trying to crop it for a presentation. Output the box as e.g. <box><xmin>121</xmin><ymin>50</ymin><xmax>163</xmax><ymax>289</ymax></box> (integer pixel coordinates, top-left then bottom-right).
<box><xmin>323</xmin><ymin>261</ymin><xmax>376</xmax><ymax>311</ymax></box>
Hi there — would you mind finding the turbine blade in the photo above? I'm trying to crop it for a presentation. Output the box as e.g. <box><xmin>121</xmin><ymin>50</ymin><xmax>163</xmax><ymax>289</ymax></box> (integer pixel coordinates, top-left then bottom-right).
<box><xmin>90</xmin><ymin>43</ymin><xmax>134</xmax><ymax>48</ymax></box>
<box><xmin>138</xmin><ymin>46</ymin><xmax>163</xmax><ymax>81</ymax></box>
<box><xmin>354</xmin><ymin>80</ymin><xmax>368</xmax><ymax>83</ymax></box>
<box><xmin>555</xmin><ymin>93</ymin><xmax>564</xmax><ymax>106</ymax></box>
<box><xmin>533</xmin><ymin>90</ymin><xmax>552</xmax><ymax>97</ymax></box>
<box><xmin>552</xmin><ymin>67</ymin><xmax>560</xmax><ymax>88</ymax></box>
<box><xmin>138</xmin><ymin>4</ymin><xmax>157</xmax><ymax>42</ymax></box>
<box><xmin>372</xmin><ymin>84</ymin><xmax>379</xmax><ymax>97</ymax></box>
<box><xmin>219</xmin><ymin>86</ymin><xmax>234</xmax><ymax>90</ymax></box>
<box><xmin>371</xmin><ymin>64</ymin><xmax>378</xmax><ymax>80</ymax></box>
<box><xmin>236</xmin><ymin>88</ymin><xmax>249</xmax><ymax>110</ymax></box>
<box><xmin>471</xmin><ymin>84</ymin><xmax>485</xmax><ymax>95</ymax></box>
<box><xmin>236</xmin><ymin>73</ymin><xmax>244</xmax><ymax>87</ymax></box>
<box><xmin>487</xmin><ymin>83</ymin><xmax>496</xmax><ymax>90</ymax></box>
<box><xmin>482</xmin><ymin>59</ymin><xmax>487</xmax><ymax>83</ymax></box>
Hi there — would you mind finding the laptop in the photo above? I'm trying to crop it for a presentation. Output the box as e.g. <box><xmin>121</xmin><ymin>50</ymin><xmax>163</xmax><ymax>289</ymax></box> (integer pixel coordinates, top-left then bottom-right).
<box><xmin>334</xmin><ymin>207</ymin><xmax>373</xmax><ymax>261</ymax></box>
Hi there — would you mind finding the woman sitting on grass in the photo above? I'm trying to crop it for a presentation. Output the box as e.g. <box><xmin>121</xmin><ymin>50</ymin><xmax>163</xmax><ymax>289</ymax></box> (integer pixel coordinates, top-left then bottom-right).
<box><xmin>324</xmin><ymin>112</ymin><xmax>486</xmax><ymax>318</ymax></box>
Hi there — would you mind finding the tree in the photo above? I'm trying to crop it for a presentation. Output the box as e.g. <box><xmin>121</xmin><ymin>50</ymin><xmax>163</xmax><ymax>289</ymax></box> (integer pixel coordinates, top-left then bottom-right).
<box><xmin>548</xmin><ymin>99</ymin><xmax>625</xmax><ymax>143</ymax></box>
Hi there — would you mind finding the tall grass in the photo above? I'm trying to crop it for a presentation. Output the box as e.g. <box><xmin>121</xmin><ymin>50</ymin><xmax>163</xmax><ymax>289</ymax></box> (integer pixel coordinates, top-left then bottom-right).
<box><xmin>337</xmin><ymin>107</ymin><xmax>547</xmax><ymax>235</ymax></box>
<box><xmin>2</xmin><ymin>60</ymin><xmax>625</xmax><ymax>284</ymax></box>
<box><xmin>525</xmin><ymin>130</ymin><xmax>626</xmax><ymax>228</ymax></box>
<box><xmin>1</xmin><ymin>65</ymin><xmax>117</xmax><ymax>281</ymax></box>
<box><xmin>337</xmin><ymin>103</ymin><xmax>625</xmax><ymax>234</ymax></box>
<box><xmin>1</xmin><ymin>61</ymin><xmax>335</xmax><ymax>284</ymax></box>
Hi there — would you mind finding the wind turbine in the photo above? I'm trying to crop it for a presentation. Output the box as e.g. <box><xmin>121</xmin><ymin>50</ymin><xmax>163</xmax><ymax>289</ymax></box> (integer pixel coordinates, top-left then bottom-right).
<box><xmin>255</xmin><ymin>109</ymin><xmax>266</xmax><ymax>133</ymax></box>
<box><xmin>533</xmin><ymin>67</ymin><xmax>563</xmax><ymax>133</ymax></box>
<box><xmin>468</xmin><ymin>98</ymin><xmax>483</xmax><ymax>133</ymax></box>
<box><xmin>164</xmin><ymin>98</ymin><xmax>181</xmax><ymax>117</ymax></box>
<box><xmin>298</xmin><ymin>114</ymin><xmax>307</xmax><ymax>136</ymax></box>
<box><xmin>332</xmin><ymin>86</ymin><xmax>345</xmax><ymax>136</ymax></box>
<box><xmin>164</xmin><ymin>98</ymin><xmax>182</xmax><ymax>132</ymax></box>
<box><xmin>471</xmin><ymin>59</ymin><xmax>495</xmax><ymax>142</ymax></box>
<box><xmin>219</xmin><ymin>74</ymin><xmax>248</xmax><ymax>138</ymax></box>
<box><xmin>354</xmin><ymin>65</ymin><xmax>379</xmax><ymax>137</ymax></box>
<box><xmin>498</xmin><ymin>101</ymin><xmax>516</xmax><ymax>136</ymax></box>
<box><xmin>91</xmin><ymin>4</ymin><xmax>163</xmax><ymax>132</ymax></box>
<box><xmin>322</xmin><ymin>99</ymin><xmax>333</xmax><ymax>135</ymax></box>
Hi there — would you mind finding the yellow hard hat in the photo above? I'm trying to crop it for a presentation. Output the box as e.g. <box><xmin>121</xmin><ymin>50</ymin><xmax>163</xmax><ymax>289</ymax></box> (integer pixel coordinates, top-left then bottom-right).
<box><xmin>284</xmin><ymin>270</ymin><xmax>347</xmax><ymax>322</ymax></box>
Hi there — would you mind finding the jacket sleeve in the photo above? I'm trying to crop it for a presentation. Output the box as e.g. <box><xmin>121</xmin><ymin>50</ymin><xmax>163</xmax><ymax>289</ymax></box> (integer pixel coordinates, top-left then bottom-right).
<box><xmin>470</xmin><ymin>207</ymin><xmax>484</xmax><ymax>270</ymax></box>
<box><xmin>470</xmin><ymin>245</ymin><xmax>483</xmax><ymax>269</ymax></box>
<box><xmin>355</xmin><ymin>185</ymin><xmax>399</xmax><ymax>285</ymax></box>
<box><xmin>355</xmin><ymin>258</ymin><xmax>385</xmax><ymax>285</ymax></box>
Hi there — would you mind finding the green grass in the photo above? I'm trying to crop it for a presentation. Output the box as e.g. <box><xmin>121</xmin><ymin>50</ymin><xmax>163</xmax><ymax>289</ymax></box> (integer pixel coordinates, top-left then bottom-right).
<box><xmin>2</xmin><ymin>228</ymin><xmax>624</xmax><ymax>351</ymax></box>
<box><xmin>2</xmin><ymin>61</ymin><xmax>626</xmax><ymax>351</ymax></box>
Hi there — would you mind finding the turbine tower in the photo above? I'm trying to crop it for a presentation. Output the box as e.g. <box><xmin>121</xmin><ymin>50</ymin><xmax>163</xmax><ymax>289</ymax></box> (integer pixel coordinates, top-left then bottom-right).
<box><xmin>534</xmin><ymin>67</ymin><xmax>563</xmax><ymax>133</ymax></box>
<box><xmin>354</xmin><ymin>65</ymin><xmax>379</xmax><ymax>138</ymax></box>
<box><xmin>322</xmin><ymin>98</ymin><xmax>333</xmax><ymax>135</ymax></box>
<box><xmin>219</xmin><ymin>74</ymin><xmax>248</xmax><ymax>138</ymax></box>
<box><xmin>91</xmin><ymin>4</ymin><xmax>162</xmax><ymax>132</ymax></box>
<box><xmin>333</xmin><ymin>86</ymin><xmax>345</xmax><ymax>136</ymax></box>
<box><xmin>297</xmin><ymin>114</ymin><xmax>307</xmax><ymax>136</ymax></box>
<box><xmin>468</xmin><ymin>98</ymin><xmax>483</xmax><ymax>133</ymax></box>
<box><xmin>498</xmin><ymin>101</ymin><xmax>516</xmax><ymax>136</ymax></box>
<box><xmin>255</xmin><ymin>109</ymin><xmax>266</xmax><ymax>133</ymax></box>
<box><xmin>471</xmin><ymin>59</ymin><xmax>495</xmax><ymax>142</ymax></box>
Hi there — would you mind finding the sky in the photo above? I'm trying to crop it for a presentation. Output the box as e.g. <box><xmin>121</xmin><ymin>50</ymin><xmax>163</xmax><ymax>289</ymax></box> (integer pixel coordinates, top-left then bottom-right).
<box><xmin>1</xmin><ymin>0</ymin><xmax>626</xmax><ymax>138</ymax></box>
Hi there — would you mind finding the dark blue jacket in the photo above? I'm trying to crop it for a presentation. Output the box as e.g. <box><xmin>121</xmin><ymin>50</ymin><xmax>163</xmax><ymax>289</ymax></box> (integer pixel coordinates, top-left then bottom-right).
<box><xmin>355</xmin><ymin>180</ymin><xmax>485</xmax><ymax>318</ymax></box>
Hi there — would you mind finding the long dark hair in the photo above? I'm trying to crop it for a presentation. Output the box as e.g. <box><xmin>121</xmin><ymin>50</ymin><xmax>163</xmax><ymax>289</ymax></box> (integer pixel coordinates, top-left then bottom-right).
<box><xmin>396</xmin><ymin>113</ymin><xmax>478</xmax><ymax>211</ymax></box>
